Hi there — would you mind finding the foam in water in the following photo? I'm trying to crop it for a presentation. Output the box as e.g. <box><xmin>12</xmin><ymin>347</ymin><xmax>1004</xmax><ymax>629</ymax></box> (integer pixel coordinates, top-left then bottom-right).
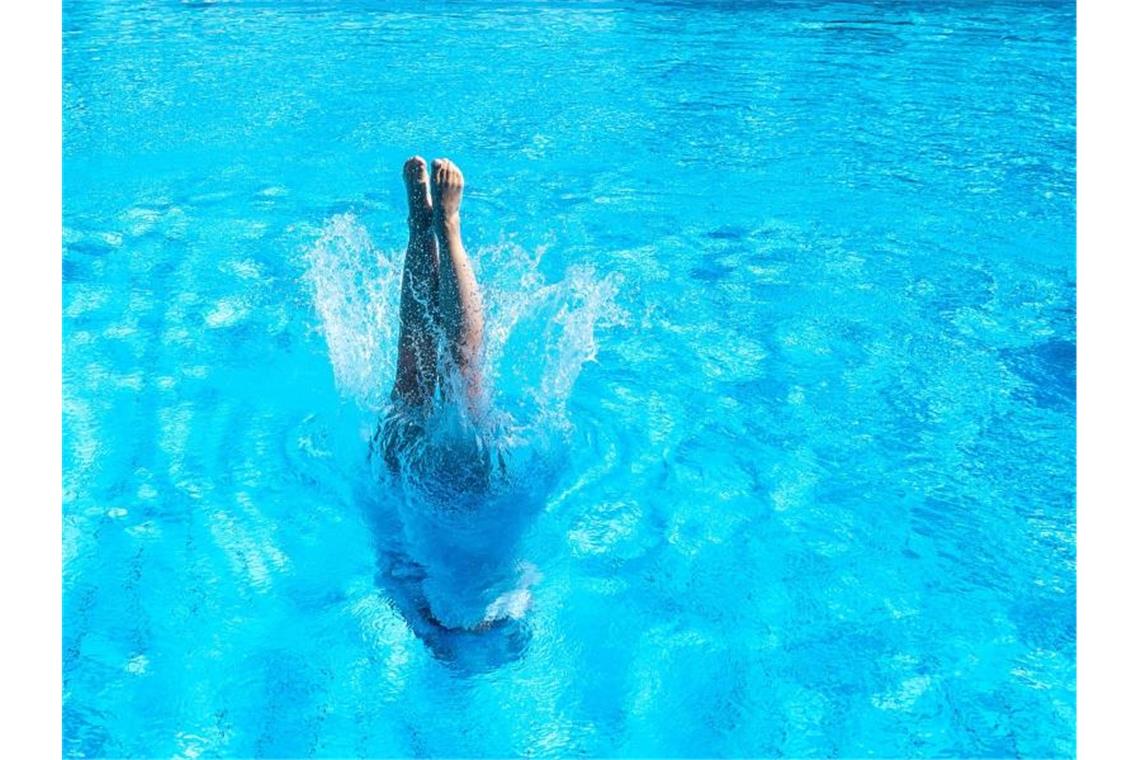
<box><xmin>303</xmin><ymin>214</ymin><xmax>622</xmax><ymax>663</ymax></box>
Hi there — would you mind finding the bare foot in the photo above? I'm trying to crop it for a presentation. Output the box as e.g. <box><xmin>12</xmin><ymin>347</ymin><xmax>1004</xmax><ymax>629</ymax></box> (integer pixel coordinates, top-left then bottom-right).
<box><xmin>403</xmin><ymin>156</ymin><xmax>432</xmax><ymax>233</ymax></box>
<box><xmin>430</xmin><ymin>158</ymin><xmax>464</xmax><ymax>231</ymax></box>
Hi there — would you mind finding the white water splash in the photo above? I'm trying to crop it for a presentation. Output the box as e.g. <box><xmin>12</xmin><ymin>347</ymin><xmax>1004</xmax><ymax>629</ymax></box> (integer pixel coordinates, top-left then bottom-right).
<box><xmin>302</xmin><ymin>214</ymin><xmax>403</xmax><ymax>410</ymax></box>
<box><xmin>303</xmin><ymin>213</ymin><xmax>624</xmax><ymax>425</ymax></box>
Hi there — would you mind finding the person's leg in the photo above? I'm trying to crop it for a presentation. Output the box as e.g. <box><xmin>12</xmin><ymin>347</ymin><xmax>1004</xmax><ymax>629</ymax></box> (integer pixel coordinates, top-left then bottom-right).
<box><xmin>392</xmin><ymin>156</ymin><xmax>441</xmax><ymax>407</ymax></box>
<box><xmin>430</xmin><ymin>158</ymin><xmax>485</xmax><ymax>409</ymax></box>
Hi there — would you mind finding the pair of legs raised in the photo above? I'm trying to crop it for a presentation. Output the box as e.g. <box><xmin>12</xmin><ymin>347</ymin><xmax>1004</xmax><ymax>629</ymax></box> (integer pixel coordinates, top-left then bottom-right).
<box><xmin>394</xmin><ymin>157</ymin><xmax>485</xmax><ymax>411</ymax></box>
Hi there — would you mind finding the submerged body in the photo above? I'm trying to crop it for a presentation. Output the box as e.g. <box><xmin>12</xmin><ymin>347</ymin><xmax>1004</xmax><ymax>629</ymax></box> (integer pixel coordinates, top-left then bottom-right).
<box><xmin>373</xmin><ymin>157</ymin><xmax>533</xmax><ymax>638</ymax></box>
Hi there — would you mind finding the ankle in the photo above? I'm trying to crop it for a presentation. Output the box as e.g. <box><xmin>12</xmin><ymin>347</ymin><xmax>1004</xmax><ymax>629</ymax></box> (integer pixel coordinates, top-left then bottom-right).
<box><xmin>433</xmin><ymin>211</ymin><xmax>461</xmax><ymax>235</ymax></box>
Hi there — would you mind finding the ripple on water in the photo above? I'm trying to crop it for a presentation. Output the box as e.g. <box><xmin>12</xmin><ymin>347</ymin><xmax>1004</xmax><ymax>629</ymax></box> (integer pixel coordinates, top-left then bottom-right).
<box><xmin>64</xmin><ymin>285</ymin><xmax>112</xmax><ymax>319</ymax></box>
<box><xmin>568</xmin><ymin>500</ymin><xmax>644</xmax><ymax>558</ymax></box>
<box><xmin>204</xmin><ymin>296</ymin><xmax>251</xmax><ymax>328</ymax></box>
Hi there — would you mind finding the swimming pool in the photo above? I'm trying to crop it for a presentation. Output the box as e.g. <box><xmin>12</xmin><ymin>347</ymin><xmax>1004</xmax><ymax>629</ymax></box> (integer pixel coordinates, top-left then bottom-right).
<box><xmin>63</xmin><ymin>0</ymin><xmax>1075</xmax><ymax>756</ymax></box>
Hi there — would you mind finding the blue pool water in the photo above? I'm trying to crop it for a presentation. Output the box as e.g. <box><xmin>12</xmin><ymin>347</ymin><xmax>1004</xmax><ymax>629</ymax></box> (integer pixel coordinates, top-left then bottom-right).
<box><xmin>63</xmin><ymin>0</ymin><xmax>1076</xmax><ymax>756</ymax></box>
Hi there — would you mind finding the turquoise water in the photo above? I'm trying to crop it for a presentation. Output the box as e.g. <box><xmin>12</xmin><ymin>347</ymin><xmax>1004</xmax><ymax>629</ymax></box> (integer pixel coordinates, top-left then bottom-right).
<box><xmin>63</xmin><ymin>0</ymin><xmax>1075</xmax><ymax>757</ymax></box>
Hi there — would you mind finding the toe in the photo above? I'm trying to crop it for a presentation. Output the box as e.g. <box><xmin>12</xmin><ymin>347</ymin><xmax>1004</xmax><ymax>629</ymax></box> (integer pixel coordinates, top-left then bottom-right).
<box><xmin>404</xmin><ymin>156</ymin><xmax>427</xmax><ymax>182</ymax></box>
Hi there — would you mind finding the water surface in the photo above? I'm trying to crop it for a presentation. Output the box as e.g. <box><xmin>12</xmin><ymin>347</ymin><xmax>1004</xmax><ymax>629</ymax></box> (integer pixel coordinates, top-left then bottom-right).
<box><xmin>64</xmin><ymin>0</ymin><xmax>1075</xmax><ymax>756</ymax></box>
